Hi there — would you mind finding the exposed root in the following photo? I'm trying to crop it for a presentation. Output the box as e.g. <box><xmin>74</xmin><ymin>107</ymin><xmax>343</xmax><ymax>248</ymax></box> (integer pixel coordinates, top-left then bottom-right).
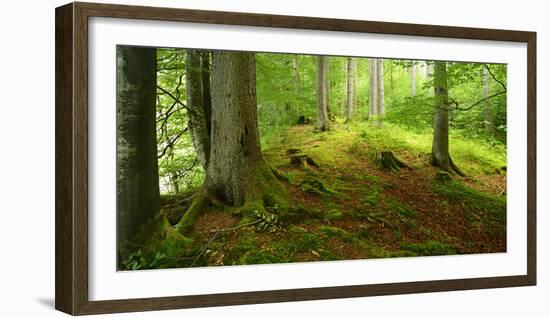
<box><xmin>175</xmin><ymin>192</ymin><xmax>210</xmax><ymax>234</ymax></box>
<box><xmin>449</xmin><ymin>157</ymin><xmax>466</xmax><ymax>177</ymax></box>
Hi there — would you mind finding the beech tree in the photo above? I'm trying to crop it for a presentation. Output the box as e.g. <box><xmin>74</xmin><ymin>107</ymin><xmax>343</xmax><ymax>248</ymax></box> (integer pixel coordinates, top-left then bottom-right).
<box><xmin>410</xmin><ymin>63</ymin><xmax>416</xmax><ymax>96</ymax></box>
<box><xmin>316</xmin><ymin>56</ymin><xmax>330</xmax><ymax>131</ymax></box>
<box><xmin>430</xmin><ymin>61</ymin><xmax>465</xmax><ymax>176</ymax></box>
<box><xmin>346</xmin><ymin>57</ymin><xmax>355</xmax><ymax>122</ymax></box>
<box><xmin>185</xmin><ymin>49</ymin><xmax>211</xmax><ymax>169</ymax></box>
<box><xmin>177</xmin><ymin>51</ymin><xmax>288</xmax><ymax>232</ymax></box>
<box><xmin>369</xmin><ymin>58</ymin><xmax>378</xmax><ymax>117</ymax></box>
<box><xmin>376</xmin><ymin>59</ymin><xmax>385</xmax><ymax>115</ymax></box>
<box><xmin>116</xmin><ymin>46</ymin><xmax>160</xmax><ymax>260</ymax></box>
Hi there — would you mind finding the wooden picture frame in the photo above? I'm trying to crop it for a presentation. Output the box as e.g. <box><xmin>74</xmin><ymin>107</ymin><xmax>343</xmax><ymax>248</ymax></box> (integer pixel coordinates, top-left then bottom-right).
<box><xmin>55</xmin><ymin>1</ymin><xmax>536</xmax><ymax>315</ymax></box>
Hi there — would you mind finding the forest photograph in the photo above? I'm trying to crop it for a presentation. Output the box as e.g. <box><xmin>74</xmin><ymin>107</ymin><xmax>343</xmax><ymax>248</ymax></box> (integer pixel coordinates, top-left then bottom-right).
<box><xmin>116</xmin><ymin>46</ymin><xmax>507</xmax><ymax>271</ymax></box>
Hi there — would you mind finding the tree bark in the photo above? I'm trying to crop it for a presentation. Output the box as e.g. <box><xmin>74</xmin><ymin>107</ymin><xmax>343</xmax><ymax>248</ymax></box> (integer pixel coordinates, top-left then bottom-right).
<box><xmin>369</xmin><ymin>58</ymin><xmax>378</xmax><ymax>117</ymax></box>
<box><xmin>430</xmin><ymin>61</ymin><xmax>465</xmax><ymax>176</ymax></box>
<box><xmin>316</xmin><ymin>56</ymin><xmax>330</xmax><ymax>131</ymax></box>
<box><xmin>377</xmin><ymin>59</ymin><xmax>385</xmax><ymax>115</ymax></box>
<box><xmin>185</xmin><ymin>49</ymin><xmax>211</xmax><ymax>169</ymax></box>
<box><xmin>116</xmin><ymin>46</ymin><xmax>160</xmax><ymax>260</ymax></box>
<box><xmin>346</xmin><ymin>57</ymin><xmax>355</xmax><ymax>122</ymax></box>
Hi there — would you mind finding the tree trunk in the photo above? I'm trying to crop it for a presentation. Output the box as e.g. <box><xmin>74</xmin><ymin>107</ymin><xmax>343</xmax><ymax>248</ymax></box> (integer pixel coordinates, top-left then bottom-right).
<box><xmin>185</xmin><ymin>49</ymin><xmax>211</xmax><ymax>169</ymax></box>
<box><xmin>177</xmin><ymin>51</ymin><xmax>289</xmax><ymax>232</ymax></box>
<box><xmin>482</xmin><ymin>67</ymin><xmax>496</xmax><ymax>136</ymax></box>
<box><xmin>369</xmin><ymin>58</ymin><xmax>378</xmax><ymax>117</ymax></box>
<box><xmin>426</xmin><ymin>62</ymin><xmax>434</xmax><ymax>96</ymax></box>
<box><xmin>293</xmin><ymin>57</ymin><xmax>301</xmax><ymax>95</ymax></box>
<box><xmin>353</xmin><ymin>58</ymin><xmax>357</xmax><ymax>110</ymax></box>
<box><xmin>201</xmin><ymin>51</ymin><xmax>212</xmax><ymax>136</ymax></box>
<box><xmin>325</xmin><ymin>58</ymin><xmax>332</xmax><ymax>120</ymax></box>
<box><xmin>377</xmin><ymin>59</ymin><xmax>385</xmax><ymax>115</ymax></box>
<box><xmin>316</xmin><ymin>56</ymin><xmax>330</xmax><ymax>131</ymax></box>
<box><xmin>116</xmin><ymin>46</ymin><xmax>160</xmax><ymax>261</ymax></box>
<box><xmin>346</xmin><ymin>57</ymin><xmax>355</xmax><ymax>122</ymax></box>
<box><xmin>340</xmin><ymin>61</ymin><xmax>346</xmax><ymax>117</ymax></box>
<box><xmin>430</xmin><ymin>61</ymin><xmax>465</xmax><ymax>176</ymax></box>
<box><xmin>410</xmin><ymin>63</ymin><xmax>416</xmax><ymax>97</ymax></box>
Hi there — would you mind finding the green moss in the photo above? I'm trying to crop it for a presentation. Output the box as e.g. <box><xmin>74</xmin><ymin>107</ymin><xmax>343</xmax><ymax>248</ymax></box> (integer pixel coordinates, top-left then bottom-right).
<box><xmin>400</xmin><ymin>241</ymin><xmax>457</xmax><ymax>256</ymax></box>
<box><xmin>386</xmin><ymin>199</ymin><xmax>417</xmax><ymax>218</ymax></box>
<box><xmin>432</xmin><ymin>178</ymin><xmax>505</xmax><ymax>235</ymax></box>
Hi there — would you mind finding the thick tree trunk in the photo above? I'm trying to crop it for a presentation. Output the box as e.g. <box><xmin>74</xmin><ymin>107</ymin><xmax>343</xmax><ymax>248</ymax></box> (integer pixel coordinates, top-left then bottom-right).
<box><xmin>316</xmin><ymin>56</ymin><xmax>330</xmax><ymax>131</ymax></box>
<box><xmin>177</xmin><ymin>51</ymin><xmax>289</xmax><ymax>234</ymax></box>
<box><xmin>430</xmin><ymin>61</ymin><xmax>465</xmax><ymax>176</ymax></box>
<box><xmin>377</xmin><ymin>59</ymin><xmax>385</xmax><ymax>115</ymax></box>
<box><xmin>185</xmin><ymin>49</ymin><xmax>211</xmax><ymax>169</ymax></box>
<box><xmin>369</xmin><ymin>58</ymin><xmax>378</xmax><ymax>117</ymax></box>
<box><xmin>346</xmin><ymin>57</ymin><xmax>355</xmax><ymax>122</ymax></box>
<box><xmin>116</xmin><ymin>46</ymin><xmax>160</xmax><ymax>260</ymax></box>
<box><xmin>482</xmin><ymin>67</ymin><xmax>496</xmax><ymax>136</ymax></box>
<box><xmin>410</xmin><ymin>63</ymin><xmax>416</xmax><ymax>97</ymax></box>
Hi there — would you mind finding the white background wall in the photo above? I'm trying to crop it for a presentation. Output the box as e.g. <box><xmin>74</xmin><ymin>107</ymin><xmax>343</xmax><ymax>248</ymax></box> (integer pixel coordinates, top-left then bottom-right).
<box><xmin>0</xmin><ymin>0</ymin><xmax>547</xmax><ymax>316</ymax></box>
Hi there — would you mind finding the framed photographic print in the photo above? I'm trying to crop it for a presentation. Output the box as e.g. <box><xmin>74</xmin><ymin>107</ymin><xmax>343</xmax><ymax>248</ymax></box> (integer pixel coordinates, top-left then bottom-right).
<box><xmin>55</xmin><ymin>1</ymin><xmax>536</xmax><ymax>315</ymax></box>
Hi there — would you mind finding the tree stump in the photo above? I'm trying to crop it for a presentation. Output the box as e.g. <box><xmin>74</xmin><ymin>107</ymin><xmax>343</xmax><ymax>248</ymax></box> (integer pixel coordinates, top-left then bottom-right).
<box><xmin>374</xmin><ymin>151</ymin><xmax>408</xmax><ymax>171</ymax></box>
<box><xmin>290</xmin><ymin>154</ymin><xmax>308</xmax><ymax>168</ymax></box>
<box><xmin>289</xmin><ymin>153</ymin><xmax>320</xmax><ymax>169</ymax></box>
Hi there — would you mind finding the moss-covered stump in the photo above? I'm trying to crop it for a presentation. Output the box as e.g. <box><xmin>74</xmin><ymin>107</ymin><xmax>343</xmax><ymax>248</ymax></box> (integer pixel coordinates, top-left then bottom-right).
<box><xmin>374</xmin><ymin>151</ymin><xmax>408</xmax><ymax>171</ymax></box>
<box><xmin>286</xmin><ymin>148</ymin><xmax>301</xmax><ymax>155</ymax></box>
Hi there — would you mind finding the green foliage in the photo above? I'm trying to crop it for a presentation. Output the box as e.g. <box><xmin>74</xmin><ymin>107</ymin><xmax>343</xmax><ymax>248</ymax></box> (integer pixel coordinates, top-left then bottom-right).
<box><xmin>252</xmin><ymin>206</ymin><xmax>282</xmax><ymax>233</ymax></box>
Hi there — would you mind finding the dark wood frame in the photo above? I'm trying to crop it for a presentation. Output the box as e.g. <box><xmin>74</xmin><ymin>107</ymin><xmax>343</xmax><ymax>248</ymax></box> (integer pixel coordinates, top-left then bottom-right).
<box><xmin>55</xmin><ymin>1</ymin><xmax>537</xmax><ymax>315</ymax></box>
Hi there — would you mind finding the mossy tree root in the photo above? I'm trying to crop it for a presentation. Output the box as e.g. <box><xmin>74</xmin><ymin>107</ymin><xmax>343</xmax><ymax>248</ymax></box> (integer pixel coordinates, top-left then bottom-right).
<box><xmin>175</xmin><ymin>192</ymin><xmax>209</xmax><ymax>234</ymax></box>
<box><xmin>449</xmin><ymin>157</ymin><xmax>466</xmax><ymax>177</ymax></box>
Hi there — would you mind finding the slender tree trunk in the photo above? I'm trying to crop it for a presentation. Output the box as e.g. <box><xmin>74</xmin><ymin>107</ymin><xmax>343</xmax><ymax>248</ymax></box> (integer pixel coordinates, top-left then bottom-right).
<box><xmin>410</xmin><ymin>63</ymin><xmax>416</xmax><ymax>96</ymax></box>
<box><xmin>116</xmin><ymin>46</ymin><xmax>160</xmax><ymax>261</ymax></box>
<box><xmin>346</xmin><ymin>57</ymin><xmax>355</xmax><ymax>122</ymax></box>
<box><xmin>341</xmin><ymin>61</ymin><xmax>346</xmax><ymax>117</ymax></box>
<box><xmin>316</xmin><ymin>56</ymin><xmax>330</xmax><ymax>131</ymax></box>
<box><xmin>369</xmin><ymin>58</ymin><xmax>378</xmax><ymax>117</ymax></box>
<box><xmin>185</xmin><ymin>49</ymin><xmax>210</xmax><ymax>169</ymax></box>
<box><xmin>325</xmin><ymin>58</ymin><xmax>332</xmax><ymax>119</ymax></box>
<box><xmin>293</xmin><ymin>57</ymin><xmax>301</xmax><ymax>95</ymax></box>
<box><xmin>353</xmin><ymin>58</ymin><xmax>358</xmax><ymax>109</ymax></box>
<box><xmin>430</xmin><ymin>61</ymin><xmax>465</xmax><ymax>176</ymax></box>
<box><xmin>426</xmin><ymin>62</ymin><xmax>434</xmax><ymax>96</ymax></box>
<box><xmin>482</xmin><ymin>67</ymin><xmax>496</xmax><ymax>136</ymax></box>
<box><xmin>201</xmin><ymin>51</ymin><xmax>212</xmax><ymax>136</ymax></box>
<box><xmin>377</xmin><ymin>59</ymin><xmax>385</xmax><ymax>115</ymax></box>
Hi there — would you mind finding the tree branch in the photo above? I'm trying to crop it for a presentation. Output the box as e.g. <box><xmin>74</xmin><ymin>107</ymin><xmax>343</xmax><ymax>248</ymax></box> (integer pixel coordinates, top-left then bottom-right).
<box><xmin>483</xmin><ymin>64</ymin><xmax>507</xmax><ymax>92</ymax></box>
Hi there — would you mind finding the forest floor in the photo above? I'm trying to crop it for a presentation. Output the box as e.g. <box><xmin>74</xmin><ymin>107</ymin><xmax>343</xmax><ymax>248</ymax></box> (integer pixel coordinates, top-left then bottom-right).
<box><xmin>124</xmin><ymin>120</ymin><xmax>507</xmax><ymax>270</ymax></box>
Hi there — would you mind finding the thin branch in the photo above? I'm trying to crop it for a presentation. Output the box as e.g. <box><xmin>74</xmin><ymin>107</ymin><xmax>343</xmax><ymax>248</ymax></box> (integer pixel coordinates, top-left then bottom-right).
<box><xmin>157</xmin><ymin>127</ymin><xmax>188</xmax><ymax>159</ymax></box>
<box><xmin>483</xmin><ymin>64</ymin><xmax>507</xmax><ymax>92</ymax></box>
<box><xmin>157</xmin><ymin>85</ymin><xmax>187</xmax><ymax>109</ymax></box>
<box><xmin>452</xmin><ymin>91</ymin><xmax>506</xmax><ymax>111</ymax></box>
